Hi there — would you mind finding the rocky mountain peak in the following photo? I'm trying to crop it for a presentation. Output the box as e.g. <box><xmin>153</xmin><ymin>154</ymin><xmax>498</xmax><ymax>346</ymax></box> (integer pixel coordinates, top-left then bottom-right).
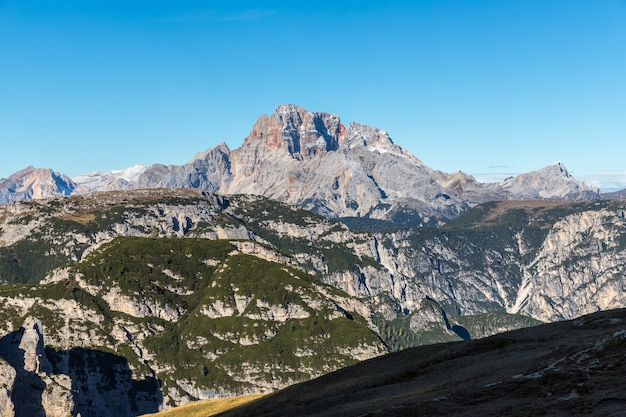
<box><xmin>243</xmin><ymin>104</ymin><xmax>345</xmax><ymax>160</ymax></box>
<box><xmin>18</xmin><ymin>317</ymin><xmax>52</xmax><ymax>374</ymax></box>
<box><xmin>343</xmin><ymin>122</ymin><xmax>420</xmax><ymax>162</ymax></box>
<box><xmin>500</xmin><ymin>162</ymin><xmax>599</xmax><ymax>199</ymax></box>
<box><xmin>541</xmin><ymin>161</ymin><xmax>570</xmax><ymax>177</ymax></box>
<box><xmin>0</xmin><ymin>166</ymin><xmax>84</xmax><ymax>205</ymax></box>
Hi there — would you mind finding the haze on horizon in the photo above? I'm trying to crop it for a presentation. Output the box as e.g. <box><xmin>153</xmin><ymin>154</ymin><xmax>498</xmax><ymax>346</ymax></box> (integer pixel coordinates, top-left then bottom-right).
<box><xmin>1</xmin><ymin>1</ymin><xmax>625</xmax><ymax>191</ymax></box>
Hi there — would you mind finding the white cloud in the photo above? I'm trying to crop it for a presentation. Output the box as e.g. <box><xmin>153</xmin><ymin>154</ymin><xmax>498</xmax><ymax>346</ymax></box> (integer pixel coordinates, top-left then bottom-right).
<box><xmin>471</xmin><ymin>170</ymin><xmax>626</xmax><ymax>192</ymax></box>
<box><xmin>577</xmin><ymin>171</ymin><xmax>626</xmax><ymax>192</ymax></box>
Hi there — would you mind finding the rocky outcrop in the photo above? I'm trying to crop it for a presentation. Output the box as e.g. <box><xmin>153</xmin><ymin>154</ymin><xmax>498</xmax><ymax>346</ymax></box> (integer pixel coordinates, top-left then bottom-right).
<box><xmin>512</xmin><ymin>207</ymin><xmax>626</xmax><ymax>321</ymax></box>
<box><xmin>0</xmin><ymin>318</ymin><xmax>76</xmax><ymax>417</ymax></box>
<box><xmin>0</xmin><ymin>317</ymin><xmax>161</xmax><ymax>417</ymax></box>
<box><xmin>0</xmin><ymin>358</ymin><xmax>15</xmax><ymax>417</ymax></box>
<box><xmin>18</xmin><ymin>317</ymin><xmax>52</xmax><ymax>374</ymax></box>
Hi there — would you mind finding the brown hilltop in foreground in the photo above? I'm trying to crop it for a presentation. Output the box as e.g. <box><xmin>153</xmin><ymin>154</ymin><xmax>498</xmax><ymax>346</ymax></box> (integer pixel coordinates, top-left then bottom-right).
<box><xmin>216</xmin><ymin>308</ymin><xmax>626</xmax><ymax>417</ymax></box>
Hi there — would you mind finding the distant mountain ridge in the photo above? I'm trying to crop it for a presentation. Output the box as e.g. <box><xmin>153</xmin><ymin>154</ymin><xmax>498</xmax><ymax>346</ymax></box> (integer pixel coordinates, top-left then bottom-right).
<box><xmin>0</xmin><ymin>105</ymin><xmax>603</xmax><ymax>222</ymax></box>
<box><xmin>0</xmin><ymin>166</ymin><xmax>85</xmax><ymax>204</ymax></box>
<box><xmin>72</xmin><ymin>164</ymin><xmax>147</xmax><ymax>192</ymax></box>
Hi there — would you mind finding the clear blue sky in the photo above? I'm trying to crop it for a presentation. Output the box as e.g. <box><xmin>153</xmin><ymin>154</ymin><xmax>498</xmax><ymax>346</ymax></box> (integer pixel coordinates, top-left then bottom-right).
<box><xmin>1</xmin><ymin>1</ymin><xmax>625</xmax><ymax>190</ymax></box>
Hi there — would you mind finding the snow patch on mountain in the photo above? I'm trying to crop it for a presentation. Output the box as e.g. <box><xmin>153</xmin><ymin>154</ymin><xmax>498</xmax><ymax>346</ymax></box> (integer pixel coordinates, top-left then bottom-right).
<box><xmin>73</xmin><ymin>164</ymin><xmax>147</xmax><ymax>191</ymax></box>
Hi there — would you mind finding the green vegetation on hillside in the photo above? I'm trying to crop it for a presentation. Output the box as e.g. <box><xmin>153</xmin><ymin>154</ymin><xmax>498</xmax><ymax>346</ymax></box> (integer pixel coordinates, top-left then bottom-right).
<box><xmin>63</xmin><ymin>237</ymin><xmax>385</xmax><ymax>398</ymax></box>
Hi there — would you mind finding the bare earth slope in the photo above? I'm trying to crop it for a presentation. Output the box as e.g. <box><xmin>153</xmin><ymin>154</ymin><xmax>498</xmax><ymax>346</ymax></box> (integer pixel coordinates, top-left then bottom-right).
<box><xmin>217</xmin><ymin>308</ymin><xmax>626</xmax><ymax>417</ymax></box>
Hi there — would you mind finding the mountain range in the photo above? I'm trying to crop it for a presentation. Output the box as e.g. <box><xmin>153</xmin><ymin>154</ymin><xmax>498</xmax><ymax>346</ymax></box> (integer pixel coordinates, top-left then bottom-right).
<box><xmin>1</xmin><ymin>105</ymin><xmax>625</xmax><ymax>416</ymax></box>
<box><xmin>1</xmin><ymin>186</ymin><xmax>625</xmax><ymax>414</ymax></box>
<box><xmin>0</xmin><ymin>104</ymin><xmax>606</xmax><ymax>224</ymax></box>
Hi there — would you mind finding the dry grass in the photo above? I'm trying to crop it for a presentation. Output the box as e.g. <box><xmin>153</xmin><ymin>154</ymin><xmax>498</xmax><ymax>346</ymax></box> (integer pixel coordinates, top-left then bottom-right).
<box><xmin>139</xmin><ymin>394</ymin><xmax>264</xmax><ymax>417</ymax></box>
<box><xmin>60</xmin><ymin>212</ymin><xmax>96</xmax><ymax>225</ymax></box>
<box><xmin>480</xmin><ymin>199</ymin><xmax>573</xmax><ymax>223</ymax></box>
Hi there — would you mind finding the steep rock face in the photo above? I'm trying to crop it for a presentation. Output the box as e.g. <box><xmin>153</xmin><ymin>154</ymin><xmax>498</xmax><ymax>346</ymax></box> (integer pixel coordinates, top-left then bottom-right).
<box><xmin>0</xmin><ymin>318</ymin><xmax>76</xmax><ymax>417</ymax></box>
<box><xmin>0</xmin><ymin>166</ymin><xmax>85</xmax><ymax>205</ymax></box>
<box><xmin>0</xmin><ymin>358</ymin><xmax>15</xmax><ymax>417</ymax></box>
<box><xmin>212</xmin><ymin>105</ymin><xmax>477</xmax><ymax>221</ymax></box>
<box><xmin>513</xmin><ymin>207</ymin><xmax>626</xmax><ymax>321</ymax></box>
<box><xmin>375</xmin><ymin>200</ymin><xmax>626</xmax><ymax>323</ymax></box>
<box><xmin>18</xmin><ymin>317</ymin><xmax>52</xmax><ymax>374</ymax></box>
<box><xmin>136</xmin><ymin>144</ymin><xmax>232</xmax><ymax>192</ymax></box>
<box><xmin>240</xmin><ymin>104</ymin><xmax>343</xmax><ymax>159</ymax></box>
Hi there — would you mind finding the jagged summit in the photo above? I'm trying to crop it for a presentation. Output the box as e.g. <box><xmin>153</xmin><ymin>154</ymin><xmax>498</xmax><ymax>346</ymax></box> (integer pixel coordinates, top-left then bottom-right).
<box><xmin>243</xmin><ymin>104</ymin><xmax>344</xmax><ymax>159</ymax></box>
<box><xmin>242</xmin><ymin>105</ymin><xmax>410</xmax><ymax>161</ymax></box>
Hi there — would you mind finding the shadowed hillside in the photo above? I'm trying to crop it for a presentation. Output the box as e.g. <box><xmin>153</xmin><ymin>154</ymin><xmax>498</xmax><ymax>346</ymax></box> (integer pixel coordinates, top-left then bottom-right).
<box><xmin>216</xmin><ymin>308</ymin><xmax>626</xmax><ymax>417</ymax></box>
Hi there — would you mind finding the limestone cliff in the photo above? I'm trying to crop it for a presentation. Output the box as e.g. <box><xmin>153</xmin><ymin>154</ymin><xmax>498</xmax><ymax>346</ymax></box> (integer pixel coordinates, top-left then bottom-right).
<box><xmin>375</xmin><ymin>200</ymin><xmax>626</xmax><ymax>323</ymax></box>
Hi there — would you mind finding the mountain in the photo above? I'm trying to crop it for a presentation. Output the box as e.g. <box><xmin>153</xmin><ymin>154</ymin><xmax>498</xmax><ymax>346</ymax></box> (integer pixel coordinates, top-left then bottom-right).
<box><xmin>499</xmin><ymin>162</ymin><xmax>600</xmax><ymax>200</ymax></box>
<box><xmin>398</xmin><ymin>198</ymin><xmax>626</xmax><ymax>319</ymax></box>
<box><xmin>0</xmin><ymin>104</ymin><xmax>619</xmax><ymax>415</ymax></box>
<box><xmin>215</xmin><ymin>307</ymin><xmax>626</xmax><ymax>417</ymax></box>
<box><xmin>1</xmin><ymin>105</ymin><xmax>600</xmax><ymax>224</ymax></box>
<box><xmin>132</xmin><ymin>104</ymin><xmax>599</xmax><ymax>223</ymax></box>
<box><xmin>0</xmin><ymin>166</ymin><xmax>85</xmax><ymax>205</ymax></box>
<box><xmin>1</xmin><ymin>189</ymin><xmax>625</xmax><ymax>414</ymax></box>
<box><xmin>1</xmin><ymin>189</ymin><xmax>624</xmax><ymax>330</ymax></box>
<box><xmin>73</xmin><ymin>164</ymin><xmax>147</xmax><ymax>192</ymax></box>
<box><xmin>602</xmin><ymin>188</ymin><xmax>626</xmax><ymax>199</ymax></box>
<box><xmin>0</xmin><ymin>236</ymin><xmax>386</xmax><ymax>415</ymax></box>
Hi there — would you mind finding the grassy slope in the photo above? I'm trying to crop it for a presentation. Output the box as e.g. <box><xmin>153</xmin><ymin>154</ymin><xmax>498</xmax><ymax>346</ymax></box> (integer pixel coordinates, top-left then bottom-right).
<box><xmin>215</xmin><ymin>308</ymin><xmax>626</xmax><ymax>417</ymax></box>
<box><xmin>140</xmin><ymin>394</ymin><xmax>263</xmax><ymax>417</ymax></box>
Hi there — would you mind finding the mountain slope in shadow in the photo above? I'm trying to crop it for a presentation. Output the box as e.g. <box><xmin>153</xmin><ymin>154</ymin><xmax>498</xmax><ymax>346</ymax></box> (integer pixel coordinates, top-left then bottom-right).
<box><xmin>216</xmin><ymin>308</ymin><xmax>626</xmax><ymax>417</ymax></box>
